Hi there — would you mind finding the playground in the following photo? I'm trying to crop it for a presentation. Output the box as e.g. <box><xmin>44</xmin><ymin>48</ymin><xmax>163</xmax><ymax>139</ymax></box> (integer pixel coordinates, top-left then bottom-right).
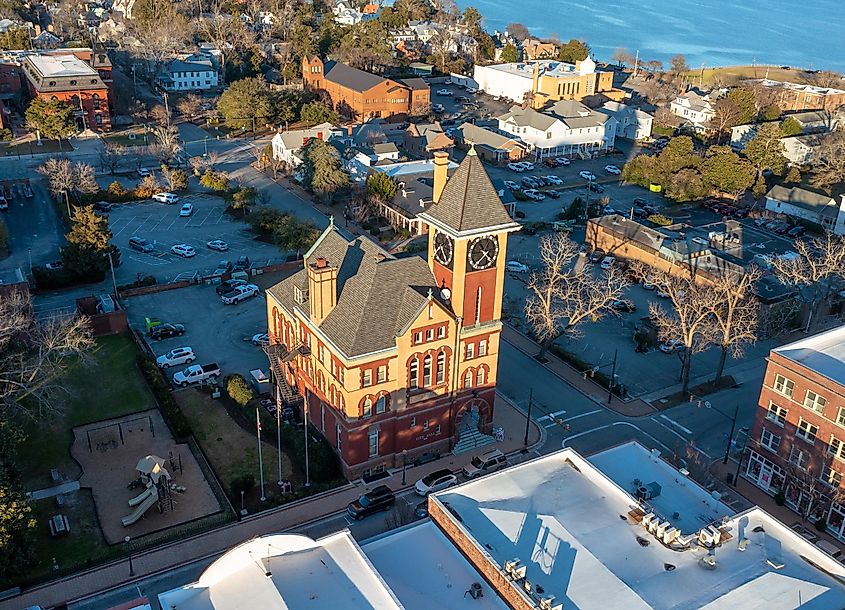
<box><xmin>71</xmin><ymin>410</ymin><xmax>221</xmax><ymax>544</ymax></box>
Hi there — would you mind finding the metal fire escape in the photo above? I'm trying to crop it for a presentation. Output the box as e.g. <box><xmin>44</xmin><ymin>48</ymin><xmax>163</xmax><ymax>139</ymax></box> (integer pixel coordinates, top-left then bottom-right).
<box><xmin>263</xmin><ymin>342</ymin><xmax>309</xmax><ymax>408</ymax></box>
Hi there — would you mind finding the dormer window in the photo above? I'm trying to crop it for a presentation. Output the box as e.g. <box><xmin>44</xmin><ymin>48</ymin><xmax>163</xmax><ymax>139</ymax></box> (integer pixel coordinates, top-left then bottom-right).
<box><xmin>294</xmin><ymin>286</ymin><xmax>309</xmax><ymax>304</ymax></box>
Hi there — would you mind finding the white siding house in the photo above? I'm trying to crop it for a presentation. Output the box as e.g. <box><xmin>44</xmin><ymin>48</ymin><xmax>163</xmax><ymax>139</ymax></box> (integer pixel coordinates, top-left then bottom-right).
<box><xmin>597</xmin><ymin>101</ymin><xmax>653</xmax><ymax>140</ymax></box>
<box><xmin>669</xmin><ymin>91</ymin><xmax>715</xmax><ymax>131</ymax></box>
<box><xmin>765</xmin><ymin>185</ymin><xmax>845</xmax><ymax>233</ymax></box>
<box><xmin>156</xmin><ymin>60</ymin><xmax>218</xmax><ymax>92</ymax></box>
<box><xmin>271</xmin><ymin>123</ymin><xmax>341</xmax><ymax>167</ymax></box>
<box><xmin>497</xmin><ymin>100</ymin><xmax>617</xmax><ymax>159</ymax></box>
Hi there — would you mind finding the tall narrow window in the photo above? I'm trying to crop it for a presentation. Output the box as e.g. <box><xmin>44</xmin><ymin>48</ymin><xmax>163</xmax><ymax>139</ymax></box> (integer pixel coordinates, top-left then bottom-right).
<box><xmin>423</xmin><ymin>354</ymin><xmax>432</xmax><ymax>387</ymax></box>
<box><xmin>376</xmin><ymin>395</ymin><xmax>386</xmax><ymax>414</ymax></box>
<box><xmin>409</xmin><ymin>358</ymin><xmax>419</xmax><ymax>389</ymax></box>
<box><xmin>363</xmin><ymin>397</ymin><xmax>373</xmax><ymax>418</ymax></box>
<box><xmin>478</xmin><ymin>339</ymin><xmax>488</xmax><ymax>357</ymax></box>
<box><xmin>369</xmin><ymin>428</ymin><xmax>379</xmax><ymax>457</ymax></box>
<box><xmin>436</xmin><ymin>351</ymin><xmax>446</xmax><ymax>384</ymax></box>
<box><xmin>477</xmin><ymin>367</ymin><xmax>486</xmax><ymax>385</ymax></box>
<box><xmin>464</xmin><ymin>370</ymin><xmax>473</xmax><ymax>388</ymax></box>
<box><xmin>475</xmin><ymin>287</ymin><xmax>482</xmax><ymax>324</ymax></box>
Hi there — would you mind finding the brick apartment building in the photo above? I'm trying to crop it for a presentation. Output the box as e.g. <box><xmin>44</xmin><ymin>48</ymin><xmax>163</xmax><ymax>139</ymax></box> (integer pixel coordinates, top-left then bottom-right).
<box><xmin>21</xmin><ymin>49</ymin><xmax>113</xmax><ymax>131</ymax></box>
<box><xmin>302</xmin><ymin>55</ymin><xmax>430</xmax><ymax>122</ymax></box>
<box><xmin>746</xmin><ymin>326</ymin><xmax>845</xmax><ymax>541</ymax></box>
<box><xmin>757</xmin><ymin>78</ymin><xmax>845</xmax><ymax>112</ymax></box>
<box><xmin>265</xmin><ymin>148</ymin><xmax>520</xmax><ymax>479</ymax></box>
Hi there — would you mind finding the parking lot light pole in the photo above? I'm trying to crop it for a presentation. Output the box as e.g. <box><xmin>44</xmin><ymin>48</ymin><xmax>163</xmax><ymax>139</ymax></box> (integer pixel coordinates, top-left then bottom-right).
<box><xmin>124</xmin><ymin>535</ymin><xmax>134</xmax><ymax>576</ymax></box>
<box><xmin>522</xmin><ymin>388</ymin><xmax>534</xmax><ymax>452</ymax></box>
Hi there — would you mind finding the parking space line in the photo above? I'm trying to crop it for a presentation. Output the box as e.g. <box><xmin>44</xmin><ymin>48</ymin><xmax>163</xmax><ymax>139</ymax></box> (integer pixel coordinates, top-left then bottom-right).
<box><xmin>659</xmin><ymin>414</ymin><xmax>693</xmax><ymax>435</ymax></box>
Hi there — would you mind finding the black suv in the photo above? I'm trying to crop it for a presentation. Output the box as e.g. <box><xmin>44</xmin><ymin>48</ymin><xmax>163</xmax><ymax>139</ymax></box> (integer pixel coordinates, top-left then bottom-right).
<box><xmin>215</xmin><ymin>278</ymin><xmax>246</xmax><ymax>296</ymax></box>
<box><xmin>233</xmin><ymin>256</ymin><xmax>252</xmax><ymax>271</ymax></box>
<box><xmin>149</xmin><ymin>323</ymin><xmax>185</xmax><ymax>340</ymax></box>
<box><xmin>347</xmin><ymin>485</ymin><xmax>395</xmax><ymax>520</ymax></box>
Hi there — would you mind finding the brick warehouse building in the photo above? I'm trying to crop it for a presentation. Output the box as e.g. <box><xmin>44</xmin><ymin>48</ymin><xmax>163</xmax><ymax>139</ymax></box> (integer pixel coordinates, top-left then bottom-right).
<box><xmin>302</xmin><ymin>55</ymin><xmax>429</xmax><ymax>122</ymax></box>
<box><xmin>265</xmin><ymin>149</ymin><xmax>519</xmax><ymax>479</ymax></box>
<box><xmin>746</xmin><ymin>325</ymin><xmax>845</xmax><ymax>540</ymax></box>
<box><xmin>21</xmin><ymin>50</ymin><xmax>113</xmax><ymax>132</ymax></box>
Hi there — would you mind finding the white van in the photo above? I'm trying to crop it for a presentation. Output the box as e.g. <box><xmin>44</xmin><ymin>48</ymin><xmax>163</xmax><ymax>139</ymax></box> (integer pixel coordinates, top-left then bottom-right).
<box><xmin>506</xmin><ymin>261</ymin><xmax>529</xmax><ymax>273</ymax></box>
<box><xmin>600</xmin><ymin>256</ymin><xmax>615</xmax><ymax>270</ymax></box>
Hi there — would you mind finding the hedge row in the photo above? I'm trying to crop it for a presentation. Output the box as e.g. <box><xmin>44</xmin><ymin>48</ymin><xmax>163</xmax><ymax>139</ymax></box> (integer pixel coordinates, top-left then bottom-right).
<box><xmin>136</xmin><ymin>355</ymin><xmax>192</xmax><ymax>438</ymax></box>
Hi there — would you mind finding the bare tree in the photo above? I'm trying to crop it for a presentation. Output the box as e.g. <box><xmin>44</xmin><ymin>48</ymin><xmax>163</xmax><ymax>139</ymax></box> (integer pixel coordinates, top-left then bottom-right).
<box><xmin>640</xmin><ymin>80</ymin><xmax>674</xmax><ymax>104</ymax></box>
<box><xmin>810</xmin><ymin>131</ymin><xmax>845</xmax><ymax>192</ymax></box>
<box><xmin>99</xmin><ymin>143</ymin><xmax>125</xmax><ymax>175</ymax></box>
<box><xmin>37</xmin><ymin>158</ymin><xmax>74</xmax><ymax>199</ymax></box>
<box><xmin>654</xmin><ymin>107</ymin><xmax>679</xmax><ymax>129</ymax></box>
<box><xmin>525</xmin><ymin>233</ymin><xmax>627</xmax><ymax>360</ymax></box>
<box><xmin>708</xmin><ymin>98</ymin><xmax>743</xmax><ymax>144</ymax></box>
<box><xmin>199</xmin><ymin>4</ymin><xmax>256</xmax><ymax>85</ymax></box>
<box><xmin>176</xmin><ymin>94</ymin><xmax>204</xmax><ymax>122</ymax></box>
<box><xmin>771</xmin><ymin>233</ymin><xmax>845</xmax><ymax>332</ymax></box>
<box><xmin>642</xmin><ymin>268</ymin><xmax>714</xmax><ymax>395</ymax></box>
<box><xmin>74</xmin><ymin>163</ymin><xmax>99</xmax><ymax>198</ymax></box>
<box><xmin>784</xmin><ymin>450</ymin><xmax>845</xmax><ymax>526</ymax></box>
<box><xmin>151</xmin><ymin>124</ymin><xmax>182</xmax><ymax>163</ymax></box>
<box><xmin>128</xmin><ymin>5</ymin><xmax>193</xmax><ymax>72</ymax></box>
<box><xmin>612</xmin><ymin>48</ymin><xmax>633</xmax><ymax>68</ymax></box>
<box><xmin>505</xmin><ymin>23</ymin><xmax>529</xmax><ymax>42</ymax></box>
<box><xmin>708</xmin><ymin>267</ymin><xmax>761</xmax><ymax>386</ymax></box>
<box><xmin>151</xmin><ymin>104</ymin><xmax>171</xmax><ymax>127</ymax></box>
<box><xmin>0</xmin><ymin>291</ymin><xmax>93</xmax><ymax>420</ymax></box>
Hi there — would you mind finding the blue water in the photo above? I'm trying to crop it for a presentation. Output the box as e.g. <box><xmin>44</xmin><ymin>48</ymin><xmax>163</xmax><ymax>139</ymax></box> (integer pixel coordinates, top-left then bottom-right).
<box><xmin>459</xmin><ymin>0</ymin><xmax>845</xmax><ymax>72</ymax></box>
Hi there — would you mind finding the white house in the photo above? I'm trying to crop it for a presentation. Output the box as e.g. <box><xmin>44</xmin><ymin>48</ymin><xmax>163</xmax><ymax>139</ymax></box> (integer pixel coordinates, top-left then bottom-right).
<box><xmin>497</xmin><ymin>100</ymin><xmax>617</xmax><ymax>159</ymax></box>
<box><xmin>669</xmin><ymin>91</ymin><xmax>715</xmax><ymax>131</ymax></box>
<box><xmin>271</xmin><ymin>123</ymin><xmax>342</xmax><ymax>167</ymax></box>
<box><xmin>155</xmin><ymin>59</ymin><xmax>218</xmax><ymax>92</ymax></box>
<box><xmin>597</xmin><ymin>101</ymin><xmax>653</xmax><ymax>140</ymax></box>
<box><xmin>781</xmin><ymin>134</ymin><xmax>825</xmax><ymax>165</ymax></box>
<box><xmin>765</xmin><ymin>185</ymin><xmax>845</xmax><ymax>233</ymax></box>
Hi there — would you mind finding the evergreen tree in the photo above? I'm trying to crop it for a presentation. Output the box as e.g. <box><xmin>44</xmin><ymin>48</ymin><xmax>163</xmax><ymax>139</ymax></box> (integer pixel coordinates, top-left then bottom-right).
<box><xmin>25</xmin><ymin>98</ymin><xmax>76</xmax><ymax>141</ymax></box>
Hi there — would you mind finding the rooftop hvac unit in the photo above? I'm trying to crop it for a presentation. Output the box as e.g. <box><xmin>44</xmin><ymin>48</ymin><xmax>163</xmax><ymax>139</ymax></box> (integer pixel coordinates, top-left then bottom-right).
<box><xmin>699</xmin><ymin>528</ymin><xmax>716</xmax><ymax>547</ymax></box>
<box><xmin>511</xmin><ymin>565</ymin><xmax>526</xmax><ymax>580</ymax></box>
<box><xmin>539</xmin><ymin>597</ymin><xmax>556</xmax><ymax>610</ymax></box>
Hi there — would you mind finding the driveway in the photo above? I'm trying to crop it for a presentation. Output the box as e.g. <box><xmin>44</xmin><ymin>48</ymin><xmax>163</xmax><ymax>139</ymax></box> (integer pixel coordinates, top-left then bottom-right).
<box><xmin>107</xmin><ymin>195</ymin><xmax>284</xmax><ymax>284</ymax></box>
<box><xmin>123</xmin><ymin>272</ymin><xmax>294</xmax><ymax>381</ymax></box>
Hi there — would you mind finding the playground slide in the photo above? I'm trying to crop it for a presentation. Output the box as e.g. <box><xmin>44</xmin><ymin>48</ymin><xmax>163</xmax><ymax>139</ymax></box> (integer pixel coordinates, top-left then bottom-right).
<box><xmin>121</xmin><ymin>493</ymin><xmax>157</xmax><ymax>527</ymax></box>
<box><xmin>127</xmin><ymin>487</ymin><xmax>154</xmax><ymax>507</ymax></box>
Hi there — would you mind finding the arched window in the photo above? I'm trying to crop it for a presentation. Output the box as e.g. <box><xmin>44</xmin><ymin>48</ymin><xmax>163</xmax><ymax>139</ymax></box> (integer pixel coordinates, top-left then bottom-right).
<box><xmin>436</xmin><ymin>351</ymin><xmax>446</xmax><ymax>384</ymax></box>
<box><xmin>376</xmin><ymin>394</ymin><xmax>387</xmax><ymax>414</ymax></box>
<box><xmin>409</xmin><ymin>357</ymin><xmax>419</xmax><ymax>389</ymax></box>
<box><xmin>272</xmin><ymin>307</ymin><xmax>279</xmax><ymax>338</ymax></box>
<box><xmin>92</xmin><ymin>93</ymin><xmax>100</xmax><ymax>109</ymax></box>
<box><xmin>477</xmin><ymin>367</ymin><xmax>486</xmax><ymax>386</ymax></box>
<box><xmin>464</xmin><ymin>370</ymin><xmax>473</xmax><ymax>388</ymax></box>
<box><xmin>71</xmin><ymin>95</ymin><xmax>79</xmax><ymax>107</ymax></box>
<box><xmin>317</xmin><ymin>371</ymin><xmax>325</xmax><ymax>394</ymax></box>
<box><xmin>363</xmin><ymin>397</ymin><xmax>373</xmax><ymax>417</ymax></box>
<box><xmin>423</xmin><ymin>354</ymin><xmax>432</xmax><ymax>387</ymax></box>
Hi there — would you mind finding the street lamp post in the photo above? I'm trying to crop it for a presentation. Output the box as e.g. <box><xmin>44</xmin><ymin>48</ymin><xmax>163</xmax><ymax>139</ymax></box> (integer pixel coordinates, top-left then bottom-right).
<box><xmin>723</xmin><ymin>403</ymin><xmax>740</xmax><ymax>465</ymax></box>
<box><xmin>124</xmin><ymin>535</ymin><xmax>134</xmax><ymax>576</ymax></box>
<box><xmin>522</xmin><ymin>388</ymin><xmax>534</xmax><ymax>452</ymax></box>
<box><xmin>402</xmin><ymin>449</ymin><xmax>408</xmax><ymax>485</ymax></box>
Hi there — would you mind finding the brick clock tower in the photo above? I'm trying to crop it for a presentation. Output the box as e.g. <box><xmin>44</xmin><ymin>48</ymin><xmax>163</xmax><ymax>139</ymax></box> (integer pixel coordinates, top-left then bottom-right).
<box><xmin>420</xmin><ymin>148</ymin><xmax>521</xmax><ymax>443</ymax></box>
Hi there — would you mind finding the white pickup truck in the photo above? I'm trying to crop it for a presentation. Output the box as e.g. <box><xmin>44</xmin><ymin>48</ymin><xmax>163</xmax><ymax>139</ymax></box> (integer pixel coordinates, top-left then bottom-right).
<box><xmin>173</xmin><ymin>363</ymin><xmax>221</xmax><ymax>387</ymax></box>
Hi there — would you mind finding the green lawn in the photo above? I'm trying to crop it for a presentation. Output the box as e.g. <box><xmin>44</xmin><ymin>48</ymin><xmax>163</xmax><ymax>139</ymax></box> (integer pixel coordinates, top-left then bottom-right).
<box><xmin>103</xmin><ymin>129</ymin><xmax>150</xmax><ymax>148</ymax></box>
<box><xmin>1</xmin><ymin>138</ymin><xmax>73</xmax><ymax>157</ymax></box>
<box><xmin>681</xmin><ymin>65</ymin><xmax>810</xmax><ymax>87</ymax></box>
<box><xmin>18</xmin><ymin>334</ymin><xmax>154</xmax><ymax>490</ymax></box>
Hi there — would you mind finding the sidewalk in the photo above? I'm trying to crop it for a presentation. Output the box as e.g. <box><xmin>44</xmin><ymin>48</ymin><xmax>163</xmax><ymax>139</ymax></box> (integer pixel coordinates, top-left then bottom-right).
<box><xmin>502</xmin><ymin>325</ymin><xmax>656</xmax><ymax>417</ymax></box>
<box><xmin>1</xmin><ymin>396</ymin><xmax>540</xmax><ymax>610</ymax></box>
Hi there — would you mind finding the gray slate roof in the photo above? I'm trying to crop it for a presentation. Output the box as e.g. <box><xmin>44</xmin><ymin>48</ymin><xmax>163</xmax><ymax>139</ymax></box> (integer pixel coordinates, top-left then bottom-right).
<box><xmin>457</xmin><ymin>122</ymin><xmax>523</xmax><ymax>152</ymax></box>
<box><xmin>421</xmin><ymin>148</ymin><xmax>518</xmax><ymax>234</ymax></box>
<box><xmin>499</xmin><ymin>105</ymin><xmax>558</xmax><ymax>131</ymax></box>
<box><xmin>267</xmin><ymin>226</ymin><xmax>442</xmax><ymax>357</ymax></box>
<box><xmin>549</xmin><ymin>100</ymin><xmax>610</xmax><ymax>128</ymax></box>
<box><xmin>323</xmin><ymin>60</ymin><xmax>388</xmax><ymax>92</ymax></box>
<box><xmin>766</xmin><ymin>185</ymin><xmax>835</xmax><ymax>216</ymax></box>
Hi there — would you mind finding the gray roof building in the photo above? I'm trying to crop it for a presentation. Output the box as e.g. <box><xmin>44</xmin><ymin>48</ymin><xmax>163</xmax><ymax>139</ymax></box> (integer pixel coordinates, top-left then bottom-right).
<box><xmin>322</xmin><ymin>60</ymin><xmax>387</xmax><ymax>92</ymax></box>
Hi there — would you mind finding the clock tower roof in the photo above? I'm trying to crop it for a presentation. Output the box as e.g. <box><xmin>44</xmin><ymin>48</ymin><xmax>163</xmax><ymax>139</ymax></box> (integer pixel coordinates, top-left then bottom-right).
<box><xmin>419</xmin><ymin>149</ymin><xmax>520</xmax><ymax>237</ymax></box>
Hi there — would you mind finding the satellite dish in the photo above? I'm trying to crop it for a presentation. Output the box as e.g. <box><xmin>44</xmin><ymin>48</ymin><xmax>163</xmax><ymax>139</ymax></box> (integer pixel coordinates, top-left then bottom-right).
<box><xmin>440</xmin><ymin>287</ymin><xmax>451</xmax><ymax>300</ymax></box>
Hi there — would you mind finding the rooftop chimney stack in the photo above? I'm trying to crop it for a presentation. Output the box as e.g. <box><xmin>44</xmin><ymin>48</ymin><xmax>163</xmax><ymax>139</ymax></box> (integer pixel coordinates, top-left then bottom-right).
<box><xmin>432</xmin><ymin>151</ymin><xmax>449</xmax><ymax>203</ymax></box>
<box><xmin>307</xmin><ymin>257</ymin><xmax>337</xmax><ymax>324</ymax></box>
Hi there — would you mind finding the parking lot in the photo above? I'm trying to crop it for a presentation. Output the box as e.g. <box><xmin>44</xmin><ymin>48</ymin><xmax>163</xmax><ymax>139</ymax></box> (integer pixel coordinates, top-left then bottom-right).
<box><xmin>123</xmin><ymin>271</ymin><xmax>292</xmax><ymax>381</ymax></box>
<box><xmin>108</xmin><ymin>194</ymin><xmax>283</xmax><ymax>284</ymax></box>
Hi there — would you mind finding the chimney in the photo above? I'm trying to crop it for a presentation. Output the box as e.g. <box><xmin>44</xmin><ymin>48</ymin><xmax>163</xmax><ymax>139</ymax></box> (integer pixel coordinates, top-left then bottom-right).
<box><xmin>433</xmin><ymin>151</ymin><xmax>449</xmax><ymax>203</ymax></box>
<box><xmin>307</xmin><ymin>257</ymin><xmax>337</xmax><ymax>324</ymax></box>
<box><xmin>531</xmin><ymin>62</ymin><xmax>540</xmax><ymax>96</ymax></box>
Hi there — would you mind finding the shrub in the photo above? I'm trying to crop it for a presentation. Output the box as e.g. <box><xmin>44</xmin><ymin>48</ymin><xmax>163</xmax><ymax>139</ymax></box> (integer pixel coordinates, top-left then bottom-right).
<box><xmin>369</xmin><ymin>227</ymin><xmax>380</xmax><ymax>236</ymax></box>
<box><xmin>200</xmin><ymin>170</ymin><xmax>230</xmax><ymax>192</ymax></box>
<box><xmin>279</xmin><ymin>421</ymin><xmax>341</xmax><ymax>483</ymax></box>
<box><xmin>515</xmin><ymin>211</ymin><xmax>526</xmax><ymax>219</ymax></box>
<box><xmin>0</xmin><ymin>128</ymin><xmax>12</xmax><ymax>141</ymax></box>
<box><xmin>32</xmin><ymin>266</ymin><xmax>77</xmax><ymax>290</ymax></box>
<box><xmin>135</xmin><ymin>175</ymin><xmax>161</xmax><ymax>199</ymax></box>
<box><xmin>230</xmin><ymin>473</ymin><xmax>255</xmax><ymax>497</ymax></box>
<box><xmin>647</xmin><ymin>213</ymin><xmax>673</xmax><ymax>226</ymax></box>
<box><xmin>398</xmin><ymin>228</ymin><xmax>411</xmax><ymax>239</ymax></box>
<box><xmin>136</xmin><ymin>355</ymin><xmax>192</xmax><ymax>438</ymax></box>
<box><xmin>226</xmin><ymin>374</ymin><xmax>254</xmax><ymax>407</ymax></box>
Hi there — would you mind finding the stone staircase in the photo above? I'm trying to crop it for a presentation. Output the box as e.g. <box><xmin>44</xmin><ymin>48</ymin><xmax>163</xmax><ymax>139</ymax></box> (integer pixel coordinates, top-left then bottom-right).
<box><xmin>451</xmin><ymin>426</ymin><xmax>496</xmax><ymax>456</ymax></box>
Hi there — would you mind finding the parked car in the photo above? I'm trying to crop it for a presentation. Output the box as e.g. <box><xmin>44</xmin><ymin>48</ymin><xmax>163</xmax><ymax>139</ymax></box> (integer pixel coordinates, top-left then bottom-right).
<box><xmin>179</xmin><ymin>203</ymin><xmax>193</xmax><ymax>217</ymax></box>
<box><xmin>507</xmin><ymin>162</ymin><xmax>525</xmax><ymax>172</ymax></box>
<box><xmin>462</xmin><ymin>449</ymin><xmax>508</xmax><ymax>479</ymax></box>
<box><xmin>137</xmin><ymin>167</ymin><xmax>152</xmax><ymax>177</ymax></box>
<box><xmin>465</xmin><ymin>86</ymin><xmax>478</xmax><ymax>94</ymax></box>
<box><xmin>346</xmin><ymin>485</ymin><xmax>395</xmax><ymax>520</ymax></box>
<box><xmin>543</xmin><ymin>158</ymin><xmax>559</xmax><ymax>168</ymax></box>
<box><xmin>506</xmin><ymin>260</ymin><xmax>529</xmax><ymax>273</ymax></box>
<box><xmin>252</xmin><ymin>332</ymin><xmax>269</xmax><ymax>346</ymax></box>
<box><xmin>611</xmin><ymin>299</ymin><xmax>636</xmax><ymax>312</ymax></box>
<box><xmin>604</xmin><ymin>164</ymin><xmax>622</xmax><ymax>175</ymax></box>
<box><xmin>221</xmin><ymin>283</ymin><xmax>259</xmax><ymax>304</ymax></box>
<box><xmin>600</xmin><ymin>256</ymin><xmax>616</xmax><ymax>270</ymax></box>
<box><xmin>523</xmin><ymin>189</ymin><xmax>545</xmax><ymax>201</ymax></box>
<box><xmin>431</xmin><ymin>103</ymin><xmax>445</xmax><ymax>113</ymax></box>
<box><xmin>415</xmin><ymin>469</ymin><xmax>458</xmax><ymax>496</ymax></box>
<box><xmin>214</xmin><ymin>260</ymin><xmax>233</xmax><ymax>276</ymax></box>
<box><xmin>519</xmin><ymin>161</ymin><xmax>535</xmax><ymax>171</ymax></box>
<box><xmin>156</xmin><ymin>347</ymin><xmax>195</xmax><ymax>369</ymax></box>
<box><xmin>774</xmin><ymin>221</ymin><xmax>792</xmax><ymax>235</ymax></box>
<box><xmin>152</xmin><ymin>192</ymin><xmax>180</xmax><ymax>204</ymax></box>
<box><xmin>787</xmin><ymin>226</ymin><xmax>806</xmax><ymax>238</ymax></box>
<box><xmin>149</xmin><ymin>323</ymin><xmax>185</xmax><ymax>340</ymax></box>
<box><xmin>436</xmin><ymin>88</ymin><xmax>453</xmax><ymax>96</ymax></box>
<box><xmin>579</xmin><ymin>170</ymin><xmax>597</xmax><ymax>181</ymax></box>
<box><xmin>633</xmin><ymin>207</ymin><xmax>649</xmax><ymax>219</ymax></box>
<box><xmin>128</xmin><ymin>236</ymin><xmax>155</xmax><ymax>253</ymax></box>
<box><xmin>233</xmin><ymin>255</ymin><xmax>252</xmax><ymax>271</ymax></box>
<box><xmin>589</xmin><ymin>250</ymin><xmax>605</xmax><ymax>263</ymax></box>
<box><xmin>553</xmin><ymin>220</ymin><xmax>574</xmax><ymax>232</ymax></box>
<box><xmin>216</xmin><ymin>278</ymin><xmax>247</xmax><ymax>295</ymax></box>
<box><xmin>455</xmin><ymin>95</ymin><xmax>470</xmax><ymax>103</ymax></box>
<box><xmin>93</xmin><ymin>201</ymin><xmax>113</xmax><ymax>213</ymax></box>
<box><xmin>171</xmin><ymin>244</ymin><xmax>196</xmax><ymax>258</ymax></box>
<box><xmin>659</xmin><ymin>339</ymin><xmax>685</xmax><ymax>354</ymax></box>
<box><xmin>555</xmin><ymin>157</ymin><xmax>571</xmax><ymax>166</ymax></box>
<box><xmin>588</xmin><ymin>183</ymin><xmax>605</xmax><ymax>193</ymax></box>
<box><xmin>521</xmin><ymin>177</ymin><xmax>538</xmax><ymax>189</ymax></box>
<box><xmin>544</xmin><ymin>175</ymin><xmax>563</xmax><ymax>185</ymax></box>
<box><xmin>206</xmin><ymin>239</ymin><xmax>229</xmax><ymax>251</ymax></box>
<box><xmin>546</xmin><ymin>189</ymin><xmax>561</xmax><ymax>199</ymax></box>
<box><xmin>633</xmin><ymin>197</ymin><xmax>648</xmax><ymax>206</ymax></box>
<box><xmin>172</xmin><ymin>362</ymin><xmax>221</xmax><ymax>387</ymax></box>
<box><xmin>503</xmin><ymin>180</ymin><xmax>519</xmax><ymax>190</ymax></box>
<box><xmin>641</xmin><ymin>278</ymin><xmax>656</xmax><ymax>290</ymax></box>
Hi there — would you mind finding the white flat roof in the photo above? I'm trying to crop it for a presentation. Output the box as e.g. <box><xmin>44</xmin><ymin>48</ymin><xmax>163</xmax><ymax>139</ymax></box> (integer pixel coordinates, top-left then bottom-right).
<box><xmin>157</xmin><ymin>532</ymin><xmax>402</xmax><ymax>610</ymax></box>
<box><xmin>433</xmin><ymin>447</ymin><xmax>845</xmax><ymax>610</ymax></box>
<box><xmin>363</xmin><ymin>520</ymin><xmax>509</xmax><ymax>610</ymax></box>
<box><xmin>375</xmin><ymin>158</ymin><xmax>458</xmax><ymax>178</ymax></box>
<box><xmin>589</xmin><ymin>442</ymin><xmax>734</xmax><ymax>535</ymax></box>
<box><xmin>772</xmin><ymin>325</ymin><xmax>845</xmax><ymax>386</ymax></box>
<box><xmin>27</xmin><ymin>53</ymin><xmax>97</xmax><ymax>77</ymax></box>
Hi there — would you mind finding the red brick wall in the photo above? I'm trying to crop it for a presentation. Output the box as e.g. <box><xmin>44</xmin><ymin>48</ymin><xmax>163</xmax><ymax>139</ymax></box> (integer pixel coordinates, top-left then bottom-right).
<box><xmin>30</xmin><ymin>87</ymin><xmax>111</xmax><ymax>132</ymax></box>
<box><xmin>462</xmin><ymin>268</ymin><xmax>498</xmax><ymax>325</ymax></box>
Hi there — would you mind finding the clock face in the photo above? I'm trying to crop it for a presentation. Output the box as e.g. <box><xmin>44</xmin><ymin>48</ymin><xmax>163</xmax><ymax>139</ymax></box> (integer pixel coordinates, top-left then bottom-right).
<box><xmin>467</xmin><ymin>236</ymin><xmax>499</xmax><ymax>270</ymax></box>
<box><xmin>433</xmin><ymin>232</ymin><xmax>454</xmax><ymax>268</ymax></box>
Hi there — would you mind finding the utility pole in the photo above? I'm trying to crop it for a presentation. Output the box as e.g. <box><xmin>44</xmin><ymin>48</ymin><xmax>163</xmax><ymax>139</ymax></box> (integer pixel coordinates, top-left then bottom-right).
<box><xmin>607</xmin><ymin>349</ymin><xmax>617</xmax><ymax>404</ymax></box>
<box><xmin>106</xmin><ymin>251</ymin><xmax>117</xmax><ymax>296</ymax></box>
<box><xmin>256</xmin><ymin>407</ymin><xmax>266</xmax><ymax>501</ymax></box>
<box><xmin>276</xmin><ymin>385</ymin><xmax>283</xmax><ymax>486</ymax></box>
<box><xmin>163</xmin><ymin>90</ymin><xmax>171</xmax><ymax>127</ymax></box>
<box><xmin>633</xmin><ymin>49</ymin><xmax>639</xmax><ymax>77</ymax></box>
<box><xmin>522</xmin><ymin>388</ymin><xmax>533</xmax><ymax>451</ymax></box>
<box><xmin>723</xmin><ymin>403</ymin><xmax>739</xmax><ymax>465</ymax></box>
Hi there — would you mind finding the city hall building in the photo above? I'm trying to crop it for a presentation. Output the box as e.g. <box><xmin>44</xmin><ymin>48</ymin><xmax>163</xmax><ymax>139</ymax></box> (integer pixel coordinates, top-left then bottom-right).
<box><xmin>265</xmin><ymin>149</ymin><xmax>519</xmax><ymax>479</ymax></box>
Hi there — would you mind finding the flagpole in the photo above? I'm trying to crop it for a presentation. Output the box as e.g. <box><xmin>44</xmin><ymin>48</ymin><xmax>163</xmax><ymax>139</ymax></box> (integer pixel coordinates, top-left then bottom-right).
<box><xmin>257</xmin><ymin>407</ymin><xmax>266</xmax><ymax>501</ymax></box>
<box><xmin>276</xmin><ymin>385</ymin><xmax>283</xmax><ymax>486</ymax></box>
